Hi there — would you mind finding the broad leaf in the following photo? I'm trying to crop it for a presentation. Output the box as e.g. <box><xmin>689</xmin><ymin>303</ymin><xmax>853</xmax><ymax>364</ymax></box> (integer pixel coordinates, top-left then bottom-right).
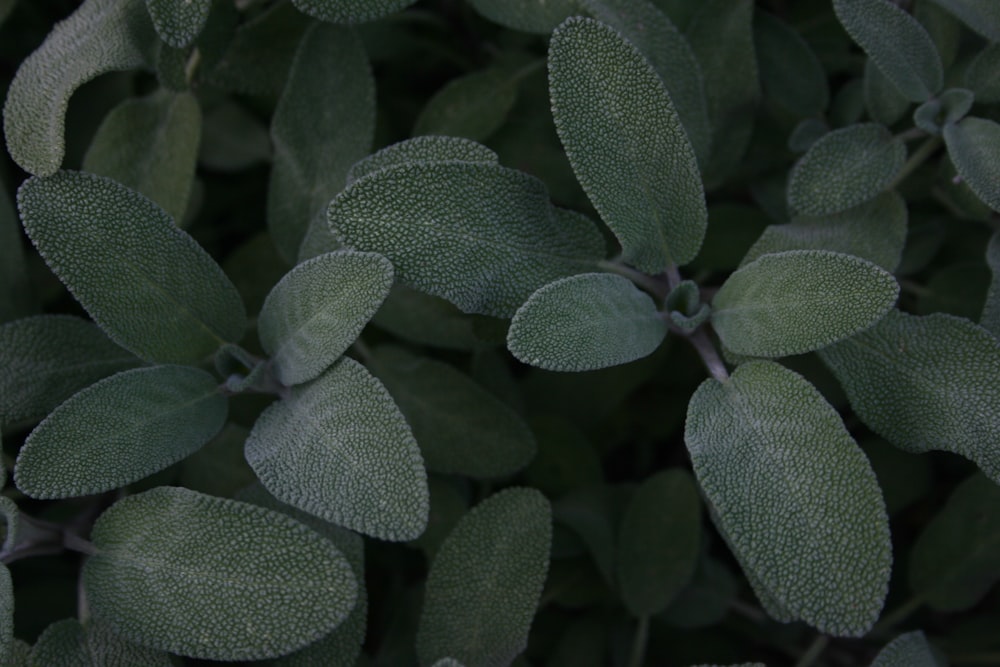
<box><xmin>17</xmin><ymin>172</ymin><xmax>247</xmax><ymax>364</ymax></box>
<box><xmin>292</xmin><ymin>0</ymin><xmax>417</xmax><ymax>23</ymax></box>
<box><xmin>0</xmin><ymin>183</ymin><xmax>33</xmax><ymax>323</ymax></box>
<box><xmin>346</xmin><ymin>136</ymin><xmax>498</xmax><ymax>185</ymax></box>
<box><xmin>414</xmin><ymin>66</ymin><xmax>523</xmax><ymax>142</ymax></box>
<box><xmin>929</xmin><ymin>0</ymin><xmax>1000</xmax><ymax>42</ymax></box>
<box><xmin>416</xmin><ymin>488</ymin><xmax>552</xmax><ymax>667</ymax></box>
<box><xmin>549</xmin><ymin>17</ymin><xmax>706</xmax><ymax>273</ymax></box>
<box><xmin>685</xmin><ymin>361</ymin><xmax>891</xmax><ymax>636</ymax></box>
<box><xmin>944</xmin><ymin>117</ymin><xmax>1000</xmax><ymax>213</ymax></box>
<box><xmin>245</xmin><ymin>357</ymin><xmax>428</xmax><ymax>541</ymax></box>
<box><xmin>465</xmin><ymin>0</ymin><xmax>578</xmax><ymax>33</ymax></box>
<box><xmin>29</xmin><ymin>619</ymin><xmax>172</xmax><ymax>666</ymax></box>
<box><xmin>753</xmin><ymin>10</ymin><xmax>829</xmax><ymax>117</ymax></box>
<box><xmin>712</xmin><ymin>250</ymin><xmax>899</xmax><ymax>357</ymax></box>
<box><xmin>870</xmin><ymin>631</ymin><xmax>939</xmax><ymax>667</ymax></box>
<box><xmin>983</xmin><ymin>232</ymin><xmax>1000</xmax><ymax>338</ymax></box>
<box><xmin>864</xmin><ymin>58</ymin><xmax>910</xmax><ymax>127</ymax></box>
<box><xmin>965</xmin><ymin>44</ymin><xmax>1000</xmax><ymax>104</ymax></box>
<box><xmin>14</xmin><ymin>365</ymin><xmax>227</xmax><ymax>498</ymax></box>
<box><xmin>145</xmin><ymin>0</ymin><xmax>211</xmax><ymax>47</ymax></box>
<box><xmin>84</xmin><ymin>487</ymin><xmax>357</xmax><ymax>661</ymax></box>
<box><xmin>507</xmin><ymin>273</ymin><xmax>667</xmax><ymax>371</ymax></box>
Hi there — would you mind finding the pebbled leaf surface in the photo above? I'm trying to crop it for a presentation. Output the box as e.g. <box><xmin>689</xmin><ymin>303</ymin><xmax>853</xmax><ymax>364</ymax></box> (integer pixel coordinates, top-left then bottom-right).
<box><xmin>29</xmin><ymin>618</ymin><xmax>172</xmax><ymax>666</ymax></box>
<box><xmin>346</xmin><ymin>136</ymin><xmax>498</xmax><ymax>185</ymax></box>
<box><xmin>465</xmin><ymin>0</ymin><xmax>578</xmax><ymax>33</ymax></box>
<box><xmin>870</xmin><ymin>631</ymin><xmax>940</xmax><ymax>667</ymax></box>
<box><xmin>292</xmin><ymin>0</ymin><xmax>417</xmax><ymax>23</ymax></box>
<box><xmin>944</xmin><ymin>117</ymin><xmax>1000</xmax><ymax>213</ymax></box>
<box><xmin>145</xmin><ymin>0</ymin><xmax>210</xmax><ymax>47</ymax></box>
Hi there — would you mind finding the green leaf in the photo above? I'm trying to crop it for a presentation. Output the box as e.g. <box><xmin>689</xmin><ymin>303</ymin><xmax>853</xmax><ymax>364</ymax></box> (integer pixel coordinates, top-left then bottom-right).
<box><xmin>14</xmin><ymin>365</ymin><xmax>227</xmax><ymax>498</ymax></box>
<box><xmin>913</xmin><ymin>88</ymin><xmax>974</xmax><ymax>135</ymax></box>
<box><xmin>0</xmin><ymin>183</ymin><xmax>33</xmax><ymax>324</ymax></box>
<box><xmin>259</xmin><ymin>251</ymin><xmax>393</xmax><ymax>386</ymax></box>
<box><xmin>966</xmin><ymin>44</ymin><xmax>1000</xmax><ymax>104</ymax></box>
<box><xmin>84</xmin><ymin>487</ymin><xmax>357</xmax><ymax>660</ymax></box>
<box><xmin>0</xmin><ymin>565</ymin><xmax>10</xmax><ymax>664</ymax></box>
<box><xmin>346</xmin><ymin>136</ymin><xmax>498</xmax><ymax>185</ymax></box>
<box><xmin>1</xmin><ymin>0</ymin><xmax>156</xmax><ymax>176</ymax></box>
<box><xmin>414</xmin><ymin>66</ymin><xmax>524</xmax><ymax>142</ymax></box>
<box><xmin>616</xmin><ymin>469</ymin><xmax>700</xmax><ymax>616</ymax></box>
<box><xmin>944</xmin><ymin>117</ymin><xmax>1000</xmax><ymax>213</ymax></box>
<box><xmin>198</xmin><ymin>99</ymin><xmax>272</xmax><ymax>171</ymax></box>
<box><xmin>417</xmin><ymin>488</ymin><xmax>552</xmax><ymax>667</ymax></box>
<box><xmin>465</xmin><ymin>0</ymin><xmax>578</xmax><ymax>33</ymax></box>
<box><xmin>753</xmin><ymin>10</ymin><xmax>829</xmax><ymax>117</ymax></box>
<box><xmin>507</xmin><ymin>273</ymin><xmax>667</xmax><ymax>371</ymax></box>
<box><xmin>268</xmin><ymin>23</ymin><xmax>374</xmax><ymax>262</ymax></box>
<box><xmin>328</xmin><ymin>161</ymin><xmax>605</xmax><ymax>318</ymax></box>
<box><xmin>370</xmin><ymin>346</ymin><xmax>536</xmax><ymax>479</ymax></box>
<box><xmin>0</xmin><ymin>315</ymin><xmax>138</xmax><ymax>427</ymax></box>
<box><xmin>929</xmin><ymin>0</ymin><xmax>1000</xmax><ymax>42</ymax></box>
<box><xmin>864</xmin><ymin>58</ymin><xmax>910</xmax><ymax>127</ymax></box>
<box><xmin>833</xmin><ymin>0</ymin><xmax>942</xmax><ymax>102</ymax></box>
<box><xmin>787</xmin><ymin>123</ymin><xmax>906</xmax><ymax>217</ymax></box>
<box><xmin>658</xmin><ymin>557</ymin><xmax>738</xmax><ymax>629</ymax></box>
<box><xmin>17</xmin><ymin>171</ymin><xmax>247</xmax><ymax>364</ymax></box>
<box><xmin>245</xmin><ymin>357</ymin><xmax>428</xmax><ymax>541</ymax></box>
<box><xmin>982</xmin><ymin>232</ymin><xmax>1000</xmax><ymax>338</ymax></box>
<box><xmin>145</xmin><ymin>0</ymin><xmax>210</xmax><ymax>47</ymax></box>
<box><xmin>712</xmin><ymin>250</ymin><xmax>899</xmax><ymax>357</ymax></box>
<box><xmin>292</xmin><ymin>0</ymin><xmax>417</xmax><ymax>23</ymax></box>
<box><xmin>870</xmin><ymin>631</ymin><xmax>939</xmax><ymax>667</ymax></box>
<box><xmin>819</xmin><ymin>310</ymin><xmax>1000</xmax><ymax>484</ymax></box>
<box><xmin>30</xmin><ymin>619</ymin><xmax>172</xmax><ymax>667</ymax></box>
<box><xmin>685</xmin><ymin>360</ymin><xmax>891</xmax><ymax>636</ymax></box>
<box><xmin>83</xmin><ymin>89</ymin><xmax>201</xmax><ymax>223</ymax></box>
<box><xmin>371</xmin><ymin>284</ymin><xmax>482</xmax><ymax>351</ymax></box>
<box><xmin>548</xmin><ymin>17</ymin><xmax>706</xmax><ymax>273</ymax></box>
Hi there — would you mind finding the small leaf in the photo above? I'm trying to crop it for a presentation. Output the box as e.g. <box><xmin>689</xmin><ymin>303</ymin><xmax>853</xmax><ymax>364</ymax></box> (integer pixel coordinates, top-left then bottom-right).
<box><xmin>712</xmin><ymin>250</ymin><xmax>899</xmax><ymax>357</ymax></box>
<box><xmin>754</xmin><ymin>10</ymin><xmax>829</xmax><ymax>117</ymax></box>
<box><xmin>465</xmin><ymin>0</ymin><xmax>578</xmax><ymax>33</ymax></box>
<box><xmin>84</xmin><ymin>487</ymin><xmax>357</xmax><ymax>661</ymax></box>
<box><xmin>507</xmin><ymin>273</ymin><xmax>667</xmax><ymax>371</ymax></box>
<box><xmin>0</xmin><ymin>183</ymin><xmax>33</xmax><ymax>323</ymax></box>
<box><xmin>347</xmin><ymin>136</ymin><xmax>498</xmax><ymax>185</ymax></box>
<box><xmin>685</xmin><ymin>361</ymin><xmax>891</xmax><ymax>636</ymax></box>
<box><xmin>292</xmin><ymin>0</ymin><xmax>417</xmax><ymax>23</ymax></box>
<box><xmin>982</xmin><ymin>232</ymin><xmax>1000</xmax><ymax>338</ymax></box>
<box><xmin>944</xmin><ymin>117</ymin><xmax>1000</xmax><ymax>213</ymax></box>
<box><xmin>145</xmin><ymin>0</ymin><xmax>211</xmax><ymax>47</ymax></box>
<box><xmin>913</xmin><ymin>88</ymin><xmax>975</xmax><ymax>135</ymax></box>
<box><xmin>17</xmin><ymin>172</ymin><xmax>247</xmax><ymax>364</ymax></box>
<box><xmin>864</xmin><ymin>58</ymin><xmax>910</xmax><ymax>127</ymax></box>
<box><xmin>417</xmin><ymin>488</ymin><xmax>552</xmax><ymax>667</ymax></box>
<box><xmin>414</xmin><ymin>66</ymin><xmax>523</xmax><ymax>142</ymax></box>
<box><xmin>29</xmin><ymin>619</ymin><xmax>172</xmax><ymax>666</ymax></box>
<box><xmin>245</xmin><ymin>357</ymin><xmax>429</xmax><ymax>541</ymax></box>
<box><xmin>14</xmin><ymin>365</ymin><xmax>227</xmax><ymax>498</ymax></box>
<box><xmin>929</xmin><ymin>0</ymin><xmax>1000</xmax><ymax>42</ymax></box>
<box><xmin>787</xmin><ymin>123</ymin><xmax>906</xmax><ymax>217</ymax></box>
<box><xmin>549</xmin><ymin>17</ymin><xmax>706</xmax><ymax>273</ymax></box>
<box><xmin>965</xmin><ymin>44</ymin><xmax>1000</xmax><ymax>104</ymax></box>
<box><xmin>870</xmin><ymin>631</ymin><xmax>939</xmax><ymax>667</ymax></box>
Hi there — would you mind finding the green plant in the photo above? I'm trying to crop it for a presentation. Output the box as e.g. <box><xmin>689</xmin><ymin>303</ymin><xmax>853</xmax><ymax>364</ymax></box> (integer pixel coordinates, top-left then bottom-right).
<box><xmin>1</xmin><ymin>0</ymin><xmax>1000</xmax><ymax>665</ymax></box>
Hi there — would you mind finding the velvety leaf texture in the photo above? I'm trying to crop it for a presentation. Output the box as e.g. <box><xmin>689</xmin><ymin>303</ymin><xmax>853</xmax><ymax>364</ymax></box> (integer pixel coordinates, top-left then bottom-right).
<box><xmin>2</xmin><ymin>0</ymin><xmax>156</xmax><ymax>175</ymax></box>
<box><xmin>712</xmin><ymin>250</ymin><xmax>899</xmax><ymax>357</ymax></box>
<box><xmin>753</xmin><ymin>10</ymin><xmax>829</xmax><ymax>117</ymax></box>
<box><xmin>982</xmin><ymin>232</ymin><xmax>1000</xmax><ymax>338</ymax></box>
<box><xmin>929</xmin><ymin>0</ymin><xmax>1000</xmax><ymax>42</ymax></box>
<box><xmin>943</xmin><ymin>117</ymin><xmax>1000</xmax><ymax>213</ymax></box>
<box><xmin>685</xmin><ymin>361</ymin><xmax>892</xmax><ymax>636</ymax></box>
<box><xmin>417</xmin><ymin>488</ymin><xmax>552</xmax><ymax>667</ymax></box>
<box><xmin>346</xmin><ymin>136</ymin><xmax>498</xmax><ymax>185</ymax></box>
<box><xmin>29</xmin><ymin>619</ymin><xmax>172</xmax><ymax>666</ymax></box>
<box><xmin>507</xmin><ymin>273</ymin><xmax>667</xmax><ymax>371</ymax></box>
<box><xmin>17</xmin><ymin>172</ymin><xmax>247</xmax><ymax>364</ymax></box>
<box><xmin>0</xmin><ymin>183</ymin><xmax>33</xmax><ymax>324</ymax></box>
<box><xmin>145</xmin><ymin>0</ymin><xmax>211</xmax><ymax>47</ymax></box>
<box><xmin>259</xmin><ymin>251</ymin><xmax>393</xmax><ymax>386</ymax></box>
<box><xmin>328</xmin><ymin>161</ymin><xmax>606</xmax><ymax>317</ymax></box>
<box><xmin>414</xmin><ymin>67</ymin><xmax>521</xmax><ymax>142</ymax></box>
<box><xmin>292</xmin><ymin>0</ymin><xmax>417</xmax><ymax>23</ymax></box>
<box><xmin>14</xmin><ymin>365</ymin><xmax>227</xmax><ymax>498</ymax></box>
<box><xmin>465</xmin><ymin>0</ymin><xmax>578</xmax><ymax>33</ymax></box>
<box><xmin>819</xmin><ymin>310</ymin><xmax>1000</xmax><ymax>484</ymax></box>
<box><xmin>245</xmin><ymin>357</ymin><xmax>429</xmax><ymax>541</ymax></box>
<box><xmin>84</xmin><ymin>487</ymin><xmax>358</xmax><ymax>661</ymax></box>
<box><xmin>787</xmin><ymin>123</ymin><xmax>906</xmax><ymax>217</ymax></box>
<box><xmin>870</xmin><ymin>631</ymin><xmax>939</xmax><ymax>667</ymax></box>
<box><xmin>548</xmin><ymin>17</ymin><xmax>707</xmax><ymax>273</ymax></box>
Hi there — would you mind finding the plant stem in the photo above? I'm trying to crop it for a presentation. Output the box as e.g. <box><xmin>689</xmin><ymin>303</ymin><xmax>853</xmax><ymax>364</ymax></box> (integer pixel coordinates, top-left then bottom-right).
<box><xmin>628</xmin><ymin>615</ymin><xmax>650</xmax><ymax>667</ymax></box>
<box><xmin>894</xmin><ymin>126</ymin><xmax>928</xmax><ymax>142</ymax></box>
<box><xmin>793</xmin><ymin>635</ymin><xmax>829</xmax><ymax>667</ymax></box>
<box><xmin>869</xmin><ymin>595</ymin><xmax>923</xmax><ymax>637</ymax></box>
<box><xmin>597</xmin><ymin>260</ymin><xmax>671</xmax><ymax>300</ymax></box>
<box><xmin>687</xmin><ymin>328</ymin><xmax>730</xmax><ymax>382</ymax></box>
<box><xmin>889</xmin><ymin>135</ymin><xmax>943</xmax><ymax>189</ymax></box>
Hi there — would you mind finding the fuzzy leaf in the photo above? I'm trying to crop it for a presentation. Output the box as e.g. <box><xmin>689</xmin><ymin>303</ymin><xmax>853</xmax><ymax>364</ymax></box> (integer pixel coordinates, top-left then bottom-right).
<box><xmin>17</xmin><ymin>172</ymin><xmax>247</xmax><ymax>364</ymax></box>
<box><xmin>30</xmin><ymin>619</ymin><xmax>172</xmax><ymax>666</ymax></box>
<box><xmin>712</xmin><ymin>250</ymin><xmax>899</xmax><ymax>357</ymax></box>
<box><xmin>754</xmin><ymin>10</ymin><xmax>829</xmax><ymax>117</ymax></box>
<box><xmin>870</xmin><ymin>631</ymin><xmax>939</xmax><ymax>667</ymax></box>
<box><xmin>414</xmin><ymin>66</ymin><xmax>523</xmax><ymax>142</ymax></box>
<box><xmin>292</xmin><ymin>0</ymin><xmax>417</xmax><ymax>23</ymax></box>
<box><xmin>507</xmin><ymin>273</ymin><xmax>667</xmax><ymax>371</ymax></box>
<box><xmin>913</xmin><ymin>89</ymin><xmax>975</xmax><ymax>135</ymax></box>
<box><xmin>145</xmin><ymin>0</ymin><xmax>210</xmax><ymax>47</ymax></box>
<box><xmin>787</xmin><ymin>123</ymin><xmax>906</xmax><ymax>217</ymax></box>
<box><xmin>465</xmin><ymin>0</ymin><xmax>578</xmax><ymax>33</ymax></box>
<box><xmin>417</xmin><ymin>488</ymin><xmax>552</xmax><ymax>667</ymax></box>
<box><xmin>245</xmin><ymin>357</ymin><xmax>428</xmax><ymax>541</ymax></box>
<box><xmin>2</xmin><ymin>0</ymin><xmax>156</xmax><ymax>175</ymax></box>
<box><xmin>548</xmin><ymin>17</ymin><xmax>706</xmax><ymax>273</ymax></box>
<box><xmin>982</xmin><ymin>232</ymin><xmax>1000</xmax><ymax>338</ymax></box>
<box><xmin>685</xmin><ymin>361</ymin><xmax>891</xmax><ymax>636</ymax></box>
<box><xmin>14</xmin><ymin>366</ymin><xmax>227</xmax><ymax>498</ymax></box>
<box><xmin>84</xmin><ymin>487</ymin><xmax>357</xmax><ymax>661</ymax></box>
<box><xmin>0</xmin><ymin>183</ymin><xmax>33</xmax><ymax>324</ymax></box>
<box><xmin>966</xmin><ymin>44</ymin><xmax>1000</xmax><ymax>104</ymax></box>
<box><xmin>944</xmin><ymin>117</ymin><xmax>1000</xmax><ymax>213</ymax></box>
<box><xmin>346</xmin><ymin>136</ymin><xmax>498</xmax><ymax>185</ymax></box>
<box><xmin>929</xmin><ymin>0</ymin><xmax>1000</xmax><ymax>42</ymax></box>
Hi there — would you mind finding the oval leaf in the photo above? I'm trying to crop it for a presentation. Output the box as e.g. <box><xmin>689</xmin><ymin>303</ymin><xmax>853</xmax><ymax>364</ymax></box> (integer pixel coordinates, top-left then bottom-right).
<box><xmin>145</xmin><ymin>0</ymin><xmax>211</xmax><ymax>47</ymax></box>
<box><xmin>30</xmin><ymin>619</ymin><xmax>172</xmax><ymax>666</ymax></box>
<box><xmin>465</xmin><ymin>0</ymin><xmax>578</xmax><ymax>33</ymax></box>
<box><xmin>944</xmin><ymin>117</ymin><xmax>1000</xmax><ymax>213</ymax></box>
<box><xmin>870</xmin><ymin>631</ymin><xmax>939</xmax><ymax>667</ymax></box>
<box><xmin>754</xmin><ymin>10</ymin><xmax>829</xmax><ymax>117</ymax></box>
<box><xmin>291</xmin><ymin>0</ymin><xmax>417</xmax><ymax>23</ymax></box>
<box><xmin>347</xmin><ymin>136</ymin><xmax>498</xmax><ymax>185</ymax></box>
<box><xmin>414</xmin><ymin>66</ymin><xmax>522</xmax><ymax>142</ymax></box>
<box><xmin>685</xmin><ymin>360</ymin><xmax>891</xmax><ymax>636</ymax></box>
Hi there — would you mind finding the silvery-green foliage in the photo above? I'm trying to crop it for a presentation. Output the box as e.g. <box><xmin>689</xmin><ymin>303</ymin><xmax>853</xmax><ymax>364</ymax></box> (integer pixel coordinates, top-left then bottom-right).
<box><xmin>943</xmin><ymin>117</ymin><xmax>1000</xmax><ymax>213</ymax></box>
<box><xmin>145</xmin><ymin>0</ymin><xmax>211</xmax><ymax>48</ymax></box>
<box><xmin>685</xmin><ymin>361</ymin><xmax>891</xmax><ymax>636</ymax></box>
<box><xmin>29</xmin><ymin>619</ymin><xmax>172</xmax><ymax>666</ymax></box>
<box><xmin>864</xmin><ymin>59</ymin><xmax>910</xmax><ymax>127</ymax></box>
<box><xmin>753</xmin><ymin>10</ymin><xmax>828</xmax><ymax>118</ymax></box>
<box><xmin>965</xmin><ymin>44</ymin><xmax>1000</xmax><ymax>104</ymax></box>
<box><xmin>465</xmin><ymin>0</ymin><xmax>579</xmax><ymax>33</ymax></box>
<box><xmin>292</xmin><ymin>0</ymin><xmax>418</xmax><ymax>23</ymax></box>
<box><xmin>869</xmin><ymin>631</ymin><xmax>940</xmax><ymax>667</ymax></box>
<box><xmin>507</xmin><ymin>273</ymin><xmax>667</xmax><ymax>371</ymax></box>
<box><xmin>982</xmin><ymin>232</ymin><xmax>1000</xmax><ymax>337</ymax></box>
<box><xmin>413</xmin><ymin>66</ymin><xmax>523</xmax><ymax>142</ymax></box>
<box><xmin>346</xmin><ymin>136</ymin><xmax>498</xmax><ymax>185</ymax></box>
<box><xmin>929</xmin><ymin>0</ymin><xmax>1000</xmax><ymax>41</ymax></box>
<box><xmin>416</xmin><ymin>488</ymin><xmax>551</xmax><ymax>667</ymax></box>
<box><xmin>0</xmin><ymin>183</ymin><xmax>32</xmax><ymax>324</ymax></box>
<box><xmin>914</xmin><ymin>89</ymin><xmax>974</xmax><ymax>136</ymax></box>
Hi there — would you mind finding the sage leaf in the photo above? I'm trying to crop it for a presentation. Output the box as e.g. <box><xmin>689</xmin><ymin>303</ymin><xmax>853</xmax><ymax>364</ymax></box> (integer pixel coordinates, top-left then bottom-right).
<box><xmin>914</xmin><ymin>89</ymin><xmax>975</xmax><ymax>136</ymax></box>
<box><xmin>17</xmin><ymin>172</ymin><xmax>247</xmax><ymax>364</ymax></box>
<box><xmin>787</xmin><ymin>123</ymin><xmax>906</xmax><ymax>217</ymax></box>
<box><xmin>712</xmin><ymin>250</ymin><xmax>899</xmax><ymax>358</ymax></box>
<box><xmin>371</xmin><ymin>284</ymin><xmax>481</xmax><ymax>351</ymax></box>
<box><xmin>292</xmin><ymin>0</ymin><xmax>417</xmax><ymax>23</ymax></box>
<box><xmin>465</xmin><ymin>0</ymin><xmax>578</xmax><ymax>33</ymax></box>
<box><xmin>259</xmin><ymin>251</ymin><xmax>393</xmax><ymax>386</ymax></box>
<box><xmin>929</xmin><ymin>0</ymin><xmax>1000</xmax><ymax>42</ymax></box>
<box><xmin>870</xmin><ymin>631</ymin><xmax>939</xmax><ymax>667</ymax></box>
<box><xmin>965</xmin><ymin>44</ymin><xmax>1000</xmax><ymax>104</ymax></box>
<box><xmin>507</xmin><ymin>273</ymin><xmax>667</xmax><ymax>371</ymax></box>
<box><xmin>370</xmin><ymin>346</ymin><xmax>536</xmax><ymax>479</ymax></box>
<box><xmin>416</xmin><ymin>488</ymin><xmax>552</xmax><ymax>667</ymax></box>
<box><xmin>30</xmin><ymin>619</ymin><xmax>172</xmax><ymax>666</ymax></box>
<box><xmin>83</xmin><ymin>89</ymin><xmax>201</xmax><ymax>223</ymax></box>
<box><xmin>14</xmin><ymin>365</ymin><xmax>227</xmax><ymax>498</ymax></box>
<box><xmin>145</xmin><ymin>0</ymin><xmax>210</xmax><ymax>47</ymax></box>
<box><xmin>0</xmin><ymin>183</ymin><xmax>33</xmax><ymax>323</ymax></box>
<box><xmin>819</xmin><ymin>310</ymin><xmax>1000</xmax><ymax>484</ymax></box>
<box><xmin>754</xmin><ymin>10</ymin><xmax>829</xmax><ymax>117</ymax></box>
<box><xmin>414</xmin><ymin>66</ymin><xmax>523</xmax><ymax>142</ymax></box>
<box><xmin>865</xmin><ymin>59</ymin><xmax>910</xmax><ymax>127</ymax></box>
<box><xmin>245</xmin><ymin>357</ymin><xmax>428</xmax><ymax>541</ymax></box>
<box><xmin>943</xmin><ymin>117</ymin><xmax>1000</xmax><ymax>213</ymax></box>
<box><xmin>329</xmin><ymin>161</ymin><xmax>605</xmax><ymax>317</ymax></box>
<box><xmin>685</xmin><ymin>361</ymin><xmax>891</xmax><ymax>636</ymax></box>
<box><xmin>84</xmin><ymin>487</ymin><xmax>358</xmax><ymax>660</ymax></box>
<box><xmin>833</xmin><ymin>0</ymin><xmax>942</xmax><ymax>102</ymax></box>
<box><xmin>549</xmin><ymin>17</ymin><xmax>706</xmax><ymax>273</ymax></box>
<box><xmin>347</xmin><ymin>136</ymin><xmax>498</xmax><ymax>185</ymax></box>
<box><xmin>982</xmin><ymin>232</ymin><xmax>1000</xmax><ymax>338</ymax></box>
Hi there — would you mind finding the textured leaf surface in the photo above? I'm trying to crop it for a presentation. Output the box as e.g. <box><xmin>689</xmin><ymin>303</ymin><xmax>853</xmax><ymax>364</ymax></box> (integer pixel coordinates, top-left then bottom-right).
<box><xmin>292</xmin><ymin>0</ymin><xmax>417</xmax><ymax>23</ymax></box>
<box><xmin>15</xmin><ymin>365</ymin><xmax>227</xmax><ymax>498</ymax></box>
<box><xmin>713</xmin><ymin>250</ymin><xmax>899</xmax><ymax>357</ymax></box>
<box><xmin>417</xmin><ymin>488</ymin><xmax>552</xmax><ymax>667</ymax></box>
<box><xmin>245</xmin><ymin>357</ymin><xmax>428</xmax><ymax>540</ymax></box>
<box><xmin>2</xmin><ymin>0</ymin><xmax>155</xmax><ymax>175</ymax></box>
<box><xmin>787</xmin><ymin>123</ymin><xmax>906</xmax><ymax>217</ymax></box>
<box><xmin>259</xmin><ymin>251</ymin><xmax>392</xmax><ymax>386</ymax></box>
<box><xmin>146</xmin><ymin>0</ymin><xmax>210</xmax><ymax>47</ymax></box>
<box><xmin>508</xmin><ymin>273</ymin><xmax>667</xmax><ymax>371</ymax></box>
<box><xmin>983</xmin><ymin>232</ymin><xmax>1000</xmax><ymax>338</ymax></box>
<box><xmin>929</xmin><ymin>0</ymin><xmax>1000</xmax><ymax>41</ymax></box>
<box><xmin>549</xmin><ymin>17</ymin><xmax>706</xmax><ymax>273</ymax></box>
<box><xmin>820</xmin><ymin>310</ymin><xmax>1000</xmax><ymax>483</ymax></box>
<box><xmin>414</xmin><ymin>67</ymin><xmax>521</xmax><ymax>142</ymax></box>
<box><xmin>685</xmin><ymin>361</ymin><xmax>891</xmax><ymax>636</ymax></box>
<box><xmin>17</xmin><ymin>172</ymin><xmax>246</xmax><ymax>364</ymax></box>
<box><xmin>0</xmin><ymin>183</ymin><xmax>32</xmax><ymax>324</ymax></box>
<box><xmin>84</xmin><ymin>487</ymin><xmax>357</xmax><ymax>660</ymax></box>
<box><xmin>870</xmin><ymin>631</ymin><xmax>939</xmax><ymax>667</ymax></box>
<box><xmin>754</xmin><ymin>10</ymin><xmax>828</xmax><ymax>117</ymax></box>
<box><xmin>346</xmin><ymin>136</ymin><xmax>498</xmax><ymax>185</ymax></box>
<box><xmin>466</xmin><ymin>0</ymin><xmax>578</xmax><ymax>33</ymax></box>
<box><xmin>944</xmin><ymin>117</ymin><xmax>1000</xmax><ymax>213</ymax></box>
<box><xmin>329</xmin><ymin>161</ymin><xmax>605</xmax><ymax>317</ymax></box>
<box><xmin>29</xmin><ymin>619</ymin><xmax>172</xmax><ymax>666</ymax></box>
